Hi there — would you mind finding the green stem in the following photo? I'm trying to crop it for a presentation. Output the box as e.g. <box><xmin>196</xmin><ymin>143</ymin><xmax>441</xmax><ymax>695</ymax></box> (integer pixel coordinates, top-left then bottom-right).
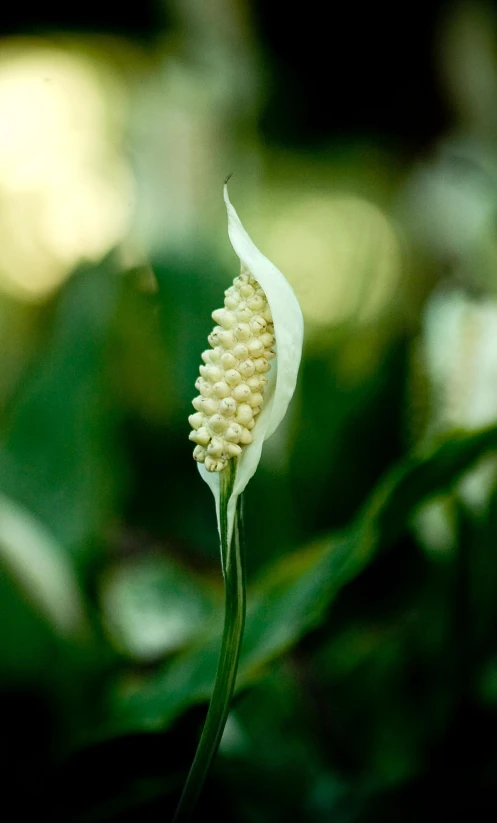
<box><xmin>173</xmin><ymin>463</ymin><xmax>246</xmax><ymax>822</ymax></box>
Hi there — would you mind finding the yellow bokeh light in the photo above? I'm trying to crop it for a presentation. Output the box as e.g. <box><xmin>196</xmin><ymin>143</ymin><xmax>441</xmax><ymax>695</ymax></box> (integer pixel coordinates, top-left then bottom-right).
<box><xmin>248</xmin><ymin>191</ymin><xmax>401</xmax><ymax>329</ymax></box>
<box><xmin>0</xmin><ymin>40</ymin><xmax>133</xmax><ymax>299</ymax></box>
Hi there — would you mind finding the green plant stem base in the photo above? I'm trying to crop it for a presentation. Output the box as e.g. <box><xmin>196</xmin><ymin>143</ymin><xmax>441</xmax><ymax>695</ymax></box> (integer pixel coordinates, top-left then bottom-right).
<box><xmin>173</xmin><ymin>462</ymin><xmax>245</xmax><ymax>822</ymax></box>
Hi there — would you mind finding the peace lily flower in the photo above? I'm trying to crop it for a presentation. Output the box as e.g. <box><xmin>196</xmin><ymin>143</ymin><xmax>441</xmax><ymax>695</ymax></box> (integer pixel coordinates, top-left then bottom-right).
<box><xmin>174</xmin><ymin>183</ymin><xmax>303</xmax><ymax>822</ymax></box>
<box><xmin>189</xmin><ymin>184</ymin><xmax>304</xmax><ymax>557</ymax></box>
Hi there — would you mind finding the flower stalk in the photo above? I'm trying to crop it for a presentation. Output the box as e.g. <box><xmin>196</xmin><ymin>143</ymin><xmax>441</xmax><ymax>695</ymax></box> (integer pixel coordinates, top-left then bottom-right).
<box><xmin>172</xmin><ymin>461</ymin><xmax>245</xmax><ymax>821</ymax></box>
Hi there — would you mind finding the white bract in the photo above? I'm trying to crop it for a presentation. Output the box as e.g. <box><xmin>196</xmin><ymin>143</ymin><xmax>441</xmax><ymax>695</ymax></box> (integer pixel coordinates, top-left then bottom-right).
<box><xmin>189</xmin><ymin>184</ymin><xmax>304</xmax><ymax>550</ymax></box>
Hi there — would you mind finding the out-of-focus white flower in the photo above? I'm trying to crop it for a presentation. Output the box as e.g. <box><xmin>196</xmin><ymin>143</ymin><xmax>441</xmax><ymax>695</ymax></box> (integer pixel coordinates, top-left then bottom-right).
<box><xmin>189</xmin><ymin>184</ymin><xmax>304</xmax><ymax>551</ymax></box>
<box><xmin>423</xmin><ymin>287</ymin><xmax>497</xmax><ymax>433</ymax></box>
<box><xmin>416</xmin><ymin>286</ymin><xmax>497</xmax><ymax>522</ymax></box>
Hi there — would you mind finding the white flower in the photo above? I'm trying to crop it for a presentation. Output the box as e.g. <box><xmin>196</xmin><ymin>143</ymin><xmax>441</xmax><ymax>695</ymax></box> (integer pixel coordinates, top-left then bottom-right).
<box><xmin>190</xmin><ymin>184</ymin><xmax>304</xmax><ymax>552</ymax></box>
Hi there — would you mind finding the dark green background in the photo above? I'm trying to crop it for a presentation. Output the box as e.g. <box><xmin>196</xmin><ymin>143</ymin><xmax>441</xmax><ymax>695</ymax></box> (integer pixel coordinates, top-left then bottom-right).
<box><xmin>1</xmin><ymin>1</ymin><xmax>497</xmax><ymax>820</ymax></box>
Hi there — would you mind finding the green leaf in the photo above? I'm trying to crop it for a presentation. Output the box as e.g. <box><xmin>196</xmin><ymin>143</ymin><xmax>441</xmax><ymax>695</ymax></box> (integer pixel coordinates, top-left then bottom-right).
<box><xmin>0</xmin><ymin>492</ymin><xmax>87</xmax><ymax>637</ymax></box>
<box><xmin>102</xmin><ymin>425</ymin><xmax>497</xmax><ymax>737</ymax></box>
<box><xmin>100</xmin><ymin>554</ymin><xmax>219</xmax><ymax>662</ymax></box>
<box><xmin>361</xmin><ymin>426</ymin><xmax>497</xmax><ymax>551</ymax></box>
<box><xmin>0</xmin><ymin>256</ymin><xmax>124</xmax><ymax>556</ymax></box>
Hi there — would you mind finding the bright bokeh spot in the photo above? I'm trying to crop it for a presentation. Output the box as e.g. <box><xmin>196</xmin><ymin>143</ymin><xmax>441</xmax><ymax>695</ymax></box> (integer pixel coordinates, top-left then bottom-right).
<box><xmin>249</xmin><ymin>192</ymin><xmax>401</xmax><ymax>328</ymax></box>
<box><xmin>0</xmin><ymin>41</ymin><xmax>133</xmax><ymax>299</ymax></box>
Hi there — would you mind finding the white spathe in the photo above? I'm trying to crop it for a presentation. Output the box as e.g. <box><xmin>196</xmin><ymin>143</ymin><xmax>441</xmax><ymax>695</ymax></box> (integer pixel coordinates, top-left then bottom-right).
<box><xmin>198</xmin><ymin>185</ymin><xmax>304</xmax><ymax>556</ymax></box>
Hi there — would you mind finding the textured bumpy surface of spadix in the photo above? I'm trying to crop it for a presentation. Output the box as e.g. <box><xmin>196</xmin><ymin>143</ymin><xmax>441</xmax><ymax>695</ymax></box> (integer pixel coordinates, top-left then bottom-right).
<box><xmin>189</xmin><ymin>270</ymin><xmax>275</xmax><ymax>472</ymax></box>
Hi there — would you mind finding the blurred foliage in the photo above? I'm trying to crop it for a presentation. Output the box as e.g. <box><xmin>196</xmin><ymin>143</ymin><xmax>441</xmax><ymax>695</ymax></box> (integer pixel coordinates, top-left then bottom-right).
<box><xmin>2</xmin><ymin>1</ymin><xmax>497</xmax><ymax>822</ymax></box>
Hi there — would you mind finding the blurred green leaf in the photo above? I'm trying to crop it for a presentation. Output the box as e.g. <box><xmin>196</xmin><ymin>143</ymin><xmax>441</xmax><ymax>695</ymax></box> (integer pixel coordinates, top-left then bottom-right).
<box><xmin>0</xmin><ymin>256</ymin><xmax>125</xmax><ymax>557</ymax></box>
<box><xmin>100</xmin><ymin>553</ymin><xmax>219</xmax><ymax>662</ymax></box>
<box><xmin>362</xmin><ymin>427</ymin><xmax>497</xmax><ymax>550</ymax></box>
<box><xmin>0</xmin><ymin>492</ymin><xmax>87</xmax><ymax>637</ymax></box>
<box><xmin>101</xmin><ymin>424</ymin><xmax>497</xmax><ymax>738</ymax></box>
